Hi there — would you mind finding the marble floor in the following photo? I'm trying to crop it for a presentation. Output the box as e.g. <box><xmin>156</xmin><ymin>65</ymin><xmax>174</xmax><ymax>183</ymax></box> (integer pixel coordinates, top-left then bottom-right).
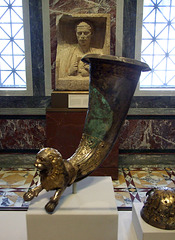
<box><xmin>0</xmin><ymin>168</ymin><xmax>39</xmax><ymax>210</ymax></box>
<box><xmin>0</xmin><ymin>166</ymin><xmax>175</xmax><ymax>210</ymax></box>
<box><xmin>114</xmin><ymin>167</ymin><xmax>175</xmax><ymax>210</ymax></box>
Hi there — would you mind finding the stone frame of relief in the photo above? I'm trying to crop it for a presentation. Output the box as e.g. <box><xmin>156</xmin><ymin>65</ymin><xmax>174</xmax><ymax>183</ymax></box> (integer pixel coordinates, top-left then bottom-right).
<box><xmin>55</xmin><ymin>13</ymin><xmax>111</xmax><ymax>91</ymax></box>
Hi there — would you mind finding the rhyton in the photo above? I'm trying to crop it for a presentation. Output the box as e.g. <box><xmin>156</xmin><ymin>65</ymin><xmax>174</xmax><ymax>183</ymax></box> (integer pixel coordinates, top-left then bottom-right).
<box><xmin>23</xmin><ymin>54</ymin><xmax>150</xmax><ymax>213</ymax></box>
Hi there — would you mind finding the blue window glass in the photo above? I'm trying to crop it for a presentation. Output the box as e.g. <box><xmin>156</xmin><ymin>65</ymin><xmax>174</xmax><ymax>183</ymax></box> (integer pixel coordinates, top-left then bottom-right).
<box><xmin>140</xmin><ymin>0</ymin><xmax>175</xmax><ymax>89</ymax></box>
<box><xmin>0</xmin><ymin>0</ymin><xmax>26</xmax><ymax>89</ymax></box>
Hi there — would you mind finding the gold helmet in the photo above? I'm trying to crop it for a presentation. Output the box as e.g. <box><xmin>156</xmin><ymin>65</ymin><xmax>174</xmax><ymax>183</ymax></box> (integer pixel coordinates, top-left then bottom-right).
<box><xmin>140</xmin><ymin>187</ymin><xmax>175</xmax><ymax>230</ymax></box>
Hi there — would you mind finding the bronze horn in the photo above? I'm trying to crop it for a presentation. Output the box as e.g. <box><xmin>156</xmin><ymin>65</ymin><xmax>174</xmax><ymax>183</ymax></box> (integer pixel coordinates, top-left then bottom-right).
<box><xmin>68</xmin><ymin>54</ymin><xmax>150</xmax><ymax>181</ymax></box>
<box><xmin>23</xmin><ymin>54</ymin><xmax>150</xmax><ymax>213</ymax></box>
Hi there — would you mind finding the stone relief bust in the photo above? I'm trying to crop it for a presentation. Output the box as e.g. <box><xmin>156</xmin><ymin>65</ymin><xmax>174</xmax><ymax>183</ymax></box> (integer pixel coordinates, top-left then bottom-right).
<box><xmin>68</xmin><ymin>21</ymin><xmax>101</xmax><ymax>78</ymax></box>
<box><xmin>55</xmin><ymin>14</ymin><xmax>110</xmax><ymax>90</ymax></box>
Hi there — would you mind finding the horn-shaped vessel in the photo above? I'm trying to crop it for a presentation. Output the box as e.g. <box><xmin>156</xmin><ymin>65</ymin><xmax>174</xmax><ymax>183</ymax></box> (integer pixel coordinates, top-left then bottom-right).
<box><xmin>69</xmin><ymin>54</ymin><xmax>150</xmax><ymax>180</ymax></box>
<box><xmin>23</xmin><ymin>54</ymin><xmax>150</xmax><ymax>213</ymax></box>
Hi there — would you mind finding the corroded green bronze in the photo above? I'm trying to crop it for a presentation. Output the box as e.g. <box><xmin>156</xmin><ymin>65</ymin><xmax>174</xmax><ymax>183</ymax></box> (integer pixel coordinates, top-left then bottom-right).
<box><xmin>23</xmin><ymin>54</ymin><xmax>150</xmax><ymax>213</ymax></box>
<box><xmin>141</xmin><ymin>187</ymin><xmax>175</xmax><ymax>230</ymax></box>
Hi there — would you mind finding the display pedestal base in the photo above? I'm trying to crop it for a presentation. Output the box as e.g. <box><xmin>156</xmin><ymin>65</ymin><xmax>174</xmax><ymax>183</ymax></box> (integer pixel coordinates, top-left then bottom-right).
<box><xmin>26</xmin><ymin>177</ymin><xmax>118</xmax><ymax>240</ymax></box>
<box><xmin>132</xmin><ymin>203</ymin><xmax>175</xmax><ymax>240</ymax></box>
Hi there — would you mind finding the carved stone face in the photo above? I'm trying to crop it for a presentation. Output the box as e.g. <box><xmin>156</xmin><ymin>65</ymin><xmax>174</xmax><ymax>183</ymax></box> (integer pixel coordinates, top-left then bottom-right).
<box><xmin>76</xmin><ymin>22</ymin><xmax>92</xmax><ymax>48</ymax></box>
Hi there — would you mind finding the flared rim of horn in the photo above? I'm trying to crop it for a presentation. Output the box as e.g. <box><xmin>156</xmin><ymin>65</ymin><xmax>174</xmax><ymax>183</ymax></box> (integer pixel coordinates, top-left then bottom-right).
<box><xmin>81</xmin><ymin>54</ymin><xmax>151</xmax><ymax>72</ymax></box>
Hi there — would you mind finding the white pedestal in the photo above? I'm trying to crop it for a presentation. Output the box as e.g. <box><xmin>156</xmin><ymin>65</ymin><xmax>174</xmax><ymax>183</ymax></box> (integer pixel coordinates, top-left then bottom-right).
<box><xmin>132</xmin><ymin>203</ymin><xmax>175</xmax><ymax>240</ymax></box>
<box><xmin>26</xmin><ymin>176</ymin><xmax>118</xmax><ymax>240</ymax></box>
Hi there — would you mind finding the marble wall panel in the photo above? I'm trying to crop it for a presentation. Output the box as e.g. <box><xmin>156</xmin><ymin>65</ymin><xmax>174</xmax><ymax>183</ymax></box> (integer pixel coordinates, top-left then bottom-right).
<box><xmin>0</xmin><ymin>119</ymin><xmax>46</xmax><ymax>150</ymax></box>
<box><xmin>29</xmin><ymin>0</ymin><xmax>45</xmax><ymax>96</ymax></box>
<box><xmin>49</xmin><ymin>0</ymin><xmax>116</xmax><ymax>89</ymax></box>
<box><xmin>118</xmin><ymin>119</ymin><xmax>175</xmax><ymax>150</ymax></box>
<box><xmin>1</xmin><ymin>118</ymin><xmax>175</xmax><ymax>151</ymax></box>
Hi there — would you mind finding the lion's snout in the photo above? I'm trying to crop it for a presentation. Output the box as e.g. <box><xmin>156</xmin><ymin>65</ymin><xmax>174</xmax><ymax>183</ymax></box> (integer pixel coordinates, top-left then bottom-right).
<box><xmin>34</xmin><ymin>158</ymin><xmax>45</xmax><ymax>170</ymax></box>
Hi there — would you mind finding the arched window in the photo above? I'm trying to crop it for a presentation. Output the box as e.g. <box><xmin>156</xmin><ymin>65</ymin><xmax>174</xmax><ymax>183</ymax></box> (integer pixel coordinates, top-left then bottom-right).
<box><xmin>0</xmin><ymin>0</ymin><xmax>33</xmax><ymax>96</ymax></box>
